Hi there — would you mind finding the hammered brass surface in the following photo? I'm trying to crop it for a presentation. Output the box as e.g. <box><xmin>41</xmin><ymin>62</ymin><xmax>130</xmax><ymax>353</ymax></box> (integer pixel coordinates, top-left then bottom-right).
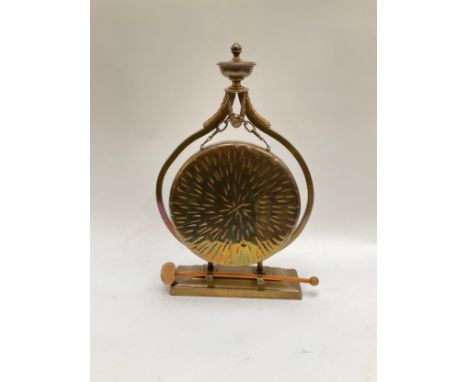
<box><xmin>169</xmin><ymin>143</ymin><xmax>300</xmax><ymax>266</ymax></box>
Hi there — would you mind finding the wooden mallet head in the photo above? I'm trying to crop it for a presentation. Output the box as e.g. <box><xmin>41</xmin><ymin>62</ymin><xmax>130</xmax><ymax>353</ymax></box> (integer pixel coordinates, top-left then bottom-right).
<box><xmin>161</xmin><ymin>262</ymin><xmax>177</xmax><ymax>285</ymax></box>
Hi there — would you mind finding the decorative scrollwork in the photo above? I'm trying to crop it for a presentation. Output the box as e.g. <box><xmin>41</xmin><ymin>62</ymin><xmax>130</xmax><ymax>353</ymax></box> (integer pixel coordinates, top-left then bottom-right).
<box><xmin>203</xmin><ymin>92</ymin><xmax>235</xmax><ymax>130</ymax></box>
<box><xmin>240</xmin><ymin>92</ymin><xmax>271</xmax><ymax>129</ymax></box>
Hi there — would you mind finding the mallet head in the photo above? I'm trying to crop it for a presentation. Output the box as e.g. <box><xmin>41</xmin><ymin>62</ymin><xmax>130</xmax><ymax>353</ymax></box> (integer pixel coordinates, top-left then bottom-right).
<box><xmin>161</xmin><ymin>262</ymin><xmax>177</xmax><ymax>285</ymax></box>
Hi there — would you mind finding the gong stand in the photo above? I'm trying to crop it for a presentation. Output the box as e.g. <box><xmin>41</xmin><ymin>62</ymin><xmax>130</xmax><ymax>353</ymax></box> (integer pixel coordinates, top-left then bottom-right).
<box><xmin>156</xmin><ymin>43</ymin><xmax>316</xmax><ymax>299</ymax></box>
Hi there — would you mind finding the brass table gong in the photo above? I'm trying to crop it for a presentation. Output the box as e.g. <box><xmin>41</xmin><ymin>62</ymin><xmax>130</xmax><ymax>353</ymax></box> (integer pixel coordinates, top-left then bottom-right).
<box><xmin>156</xmin><ymin>43</ymin><xmax>317</xmax><ymax>299</ymax></box>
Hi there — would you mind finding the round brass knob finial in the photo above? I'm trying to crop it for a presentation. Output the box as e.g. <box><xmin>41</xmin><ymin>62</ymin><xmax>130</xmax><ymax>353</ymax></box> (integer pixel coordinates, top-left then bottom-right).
<box><xmin>231</xmin><ymin>42</ymin><xmax>242</xmax><ymax>61</ymax></box>
<box><xmin>309</xmin><ymin>276</ymin><xmax>320</xmax><ymax>286</ymax></box>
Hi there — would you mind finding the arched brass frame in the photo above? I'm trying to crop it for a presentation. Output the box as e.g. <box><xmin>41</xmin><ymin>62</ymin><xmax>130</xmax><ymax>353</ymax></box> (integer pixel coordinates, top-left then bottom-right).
<box><xmin>155</xmin><ymin>88</ymin><xmax>314</xmax><ymax>249</ymax></box>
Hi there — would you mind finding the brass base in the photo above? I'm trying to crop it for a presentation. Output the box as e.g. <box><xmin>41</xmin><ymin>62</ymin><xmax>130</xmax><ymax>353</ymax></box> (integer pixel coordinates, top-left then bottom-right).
<box><xmin>169</xmin><ymin>264</ymin><xmax>302</xmax><ymax>300</ymax></box>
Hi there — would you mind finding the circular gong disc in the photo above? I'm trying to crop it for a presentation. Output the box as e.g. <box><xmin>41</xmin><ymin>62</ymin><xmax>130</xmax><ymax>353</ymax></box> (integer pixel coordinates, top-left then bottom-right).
<box><xmin>169</xmin><ymin>142</ymin><xmax>300</xmax><ymax>266</ymax></box>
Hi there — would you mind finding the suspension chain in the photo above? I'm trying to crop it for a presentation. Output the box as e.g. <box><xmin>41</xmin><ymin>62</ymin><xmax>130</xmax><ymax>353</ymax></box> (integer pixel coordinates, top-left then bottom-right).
<box><xmin>200</xmin><ymin>117</ymin><xmax>230</xmax><ymax>150</ymax></box>
<box><xmin>200</xmin><ymin>116</ymin><xmax>270</xmax><ymax>151</ymax></box>
<box><xmin>243</xmin><ymin>120</ymin><xmax>271</xmax><ymax>151</ymax></box>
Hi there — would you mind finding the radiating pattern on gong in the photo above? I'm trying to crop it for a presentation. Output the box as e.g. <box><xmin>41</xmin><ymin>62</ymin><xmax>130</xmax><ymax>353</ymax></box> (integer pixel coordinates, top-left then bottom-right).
<box><xmin>169</xmin><ymin>143</ymin><xmax>300</xmax><ymax>266</ymax></box>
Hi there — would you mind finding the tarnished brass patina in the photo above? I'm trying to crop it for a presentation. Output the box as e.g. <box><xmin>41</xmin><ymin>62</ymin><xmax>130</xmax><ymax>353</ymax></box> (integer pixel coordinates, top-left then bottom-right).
<box><xmin>156</xmin><ymin>43</ymin><xmax>316</xmax><ymax>299</ymax></box>
<box><xmin>170</xmin><ymin>142</ymin><xmax>300</xmax><ymax>266</ymax></box>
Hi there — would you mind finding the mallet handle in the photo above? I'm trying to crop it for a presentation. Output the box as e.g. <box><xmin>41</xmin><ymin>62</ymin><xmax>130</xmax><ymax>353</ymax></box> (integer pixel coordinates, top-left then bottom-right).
<box><xmin>176</xmin><ymin>270</ymin><xmax>319</xmax><ymax>286</ymax></box>
<box><xmin>160</xmin><ymin>262</ymin><xmax>319</xmax><ymax>286</ymax></box>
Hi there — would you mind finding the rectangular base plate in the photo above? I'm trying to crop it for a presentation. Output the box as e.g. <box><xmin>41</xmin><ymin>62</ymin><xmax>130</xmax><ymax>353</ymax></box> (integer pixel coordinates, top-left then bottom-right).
<box><xmin>170</xmin><ymin>264</ymin><xmax>302</xmax><ymax>300</ymax></box>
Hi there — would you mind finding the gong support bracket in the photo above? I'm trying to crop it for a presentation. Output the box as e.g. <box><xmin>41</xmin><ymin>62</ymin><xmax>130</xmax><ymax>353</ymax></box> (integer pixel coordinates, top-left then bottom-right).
<box><xmin>203</xmin><ymin>85</ymin><xmax>271</xmax><ymax>131</ymax></box>
<box><xmin>205</xmin><ymin>262</ymin><xmax>215</xmax><ymax>287</ymax></box>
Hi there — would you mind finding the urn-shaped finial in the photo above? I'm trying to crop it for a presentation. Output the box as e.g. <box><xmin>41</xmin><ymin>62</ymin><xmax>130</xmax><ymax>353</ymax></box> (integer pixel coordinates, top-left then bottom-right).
<box><xmin>217</xmin><ymin>42</ymin><xmax>256</xmax><ymax>87</ymax></box>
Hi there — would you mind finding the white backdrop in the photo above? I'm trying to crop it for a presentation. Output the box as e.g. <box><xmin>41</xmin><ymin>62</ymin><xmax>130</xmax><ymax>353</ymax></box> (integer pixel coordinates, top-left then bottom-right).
<box><xmin>91</xmin><ymin>0</ymin><xmax>376</xmax><ymax>381</ymax></box>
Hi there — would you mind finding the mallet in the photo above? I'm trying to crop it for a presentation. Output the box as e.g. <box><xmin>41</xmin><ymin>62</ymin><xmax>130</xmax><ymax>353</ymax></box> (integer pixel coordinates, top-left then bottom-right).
<box><xmin>161</xmin><ymin>262</ymin><xmax>319</xmax><ymax>286</ymax></box>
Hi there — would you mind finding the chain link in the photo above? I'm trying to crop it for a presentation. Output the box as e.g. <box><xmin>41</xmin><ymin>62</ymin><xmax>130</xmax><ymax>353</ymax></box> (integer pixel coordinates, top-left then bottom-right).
<box><xmin>200</xmin><ymin>117</ymin><xmax>230</xmax><ymax>150</ymax></box>
<box><xmin>200</xmin><ymin>117</ymin><xmax>270</xmax><ymax>151</ymax></box>
<box><xmin>243</xmin><ymin>121</ymin><xmax>271</xmax><ymax>151</ymax></box>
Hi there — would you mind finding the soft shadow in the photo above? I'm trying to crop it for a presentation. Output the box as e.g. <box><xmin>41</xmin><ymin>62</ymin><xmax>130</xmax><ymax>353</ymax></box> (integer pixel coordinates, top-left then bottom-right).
<box><xmin>302</xmin><ymin>289</ymin><xmax>320</xmax><ymax>298</ymax></box>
